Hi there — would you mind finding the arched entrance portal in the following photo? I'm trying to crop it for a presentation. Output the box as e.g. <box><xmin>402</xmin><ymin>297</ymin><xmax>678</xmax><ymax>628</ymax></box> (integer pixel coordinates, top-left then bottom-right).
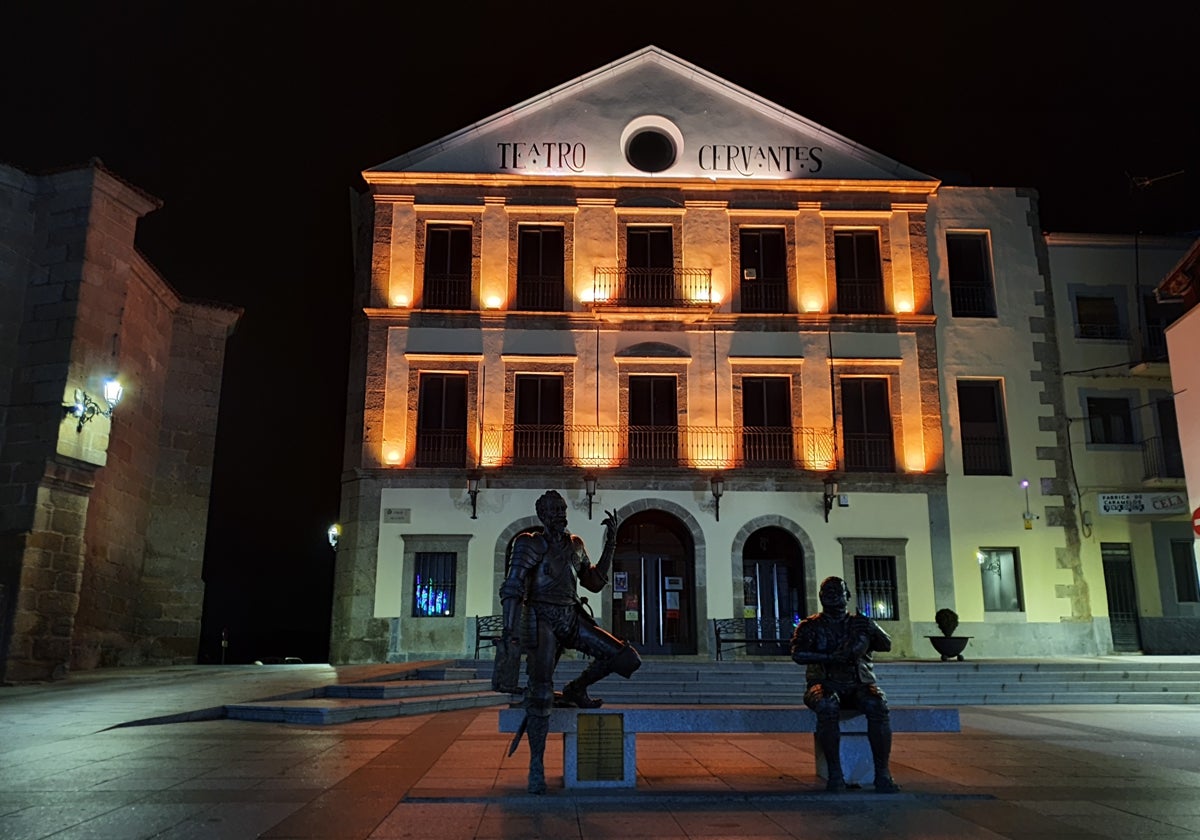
<box><xmin>611</xmin><ymin>510</ymin><xmax>697</xmax><ymax>655</ymax></box>
<box><xmin>742</xmin><ymin>526</ymin><xmax>806</xmax><ymax>655</ymax></box>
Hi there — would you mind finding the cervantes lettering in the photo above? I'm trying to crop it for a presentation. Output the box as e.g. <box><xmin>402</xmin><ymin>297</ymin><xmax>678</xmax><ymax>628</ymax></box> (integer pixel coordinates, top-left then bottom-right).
<box><xmin>698</xmin><ymin>144</ymin><xmax>822</xmax><ymax>176</ymax></box>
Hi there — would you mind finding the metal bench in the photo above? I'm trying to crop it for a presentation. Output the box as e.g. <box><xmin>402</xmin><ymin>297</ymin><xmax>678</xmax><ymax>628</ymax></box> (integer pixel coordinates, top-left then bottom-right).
<box><xmin>499</xmin><ymin>705</ymin><xmax>960</xmax><ymax>789</ymax></box>
<box><xmin>711</xmin><ymin>617</ymin><xmax>792</xmax><ymax>660</ymax></box>
<box><xmin>474</xmin><ymin>614</ymin><xmax>505</xmax><ymax>659</ymax></box>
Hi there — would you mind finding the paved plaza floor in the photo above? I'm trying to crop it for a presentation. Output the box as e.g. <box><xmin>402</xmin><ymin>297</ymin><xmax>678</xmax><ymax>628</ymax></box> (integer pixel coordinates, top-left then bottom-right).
<box><xmin>2</xmin><ymin>663</ymin><xmax>1199</xmax><ymax>839</ymax></box>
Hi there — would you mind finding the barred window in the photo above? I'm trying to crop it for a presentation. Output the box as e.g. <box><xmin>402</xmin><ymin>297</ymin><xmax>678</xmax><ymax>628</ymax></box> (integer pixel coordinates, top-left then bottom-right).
<box><xmin>979</xmin><ymin>547</ymin><xmax>1024</xmax><ymax>612</ymax></box>
<box><xmin>854</xmin><ymin>555</ymin><xmax>898</xmax><ymax>620</ymax></box>
<box><xmin>413</xmin><ymin>552</ymin><xmax>457</xmax><ymax>617</ymax></box>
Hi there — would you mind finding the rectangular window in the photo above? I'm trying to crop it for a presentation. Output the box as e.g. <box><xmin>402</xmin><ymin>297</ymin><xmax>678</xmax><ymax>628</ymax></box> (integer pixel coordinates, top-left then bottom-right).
<box><xmin>834</xmin><ymin>230</ymin><xmax>884</xmax><ymax>314</ymax></box>
<box><xmin>740</xmin><ymin>228</ymin><xmax>787</xmax><ymax>313</ymax></box>
<box><xmin>424</xmin><ymin>225</ymin><xmax>472</xmax><ymax>309</ymax></box>
<box><xmin>742</xmin><ymin>376</ymin><xmax>793</xmax><ymax>465</ymax></box>
<box><xmin>626</xmin><ymin>227</ymin><xmax>674</xmax><ymax>305</ymax></box>
<box><xmin>957</xmin><ymin>380</ymin><xmax>1010</xmax><ymax>475</ymax></box>
<box><xmin>1075</xmin><ymin>295</ymin><xmax>1123</xmax><ymax>339</ymax></box>
<box><xmin>416</xmin><ymin>373</ymin><xmax>468</xmax><ymax>467</ymax></box>
<box><xmin>514</xmin><ymin>374</ymin><xmax>564</xmax><ymax>465</ymax></box>
<box><xmin>854</xmin><ymin>555</ymin><xmax>898</xmax><ymax>620</ymax></box>
<box><xmin>840</xmin><ymin>378</ymin><xmax>895</xmax><ymax>471</ymax></box>
<box><xmin>628</xmin><ymin>374</ymin><xmax>677</xmax><ymax>465</ymax></box>
<box><xmin>946</xmin><ymin>233</ymin><xmax>996</xmax><ymax>317</ymax></box>
<box><xmin>516</xmin><ymin>226</ymin><xmax>564</xmax><ymax>311</ymax></box>
<box><xmin>1087</xmin><ymin>396</ymin><xmax>1133</xmax><ymax>444</ymax></box>
<box><xmin>979</xmin><ymin>548</ymin><xmax>1024</xmax><ymax>612</ymax></box>
<box><xmin>412</xmin><ymin>552</ymin><xmax>456</xmax><ymax>617</ymax></box>
<box><xmin>1144</xmin><ymin>398</ymin><xmax>1184</xmax><ymax>479</ymax></box>
<box><xmin>1171</xmin><ymin>540</ymin><xmax>1199</xmax><ymax>603</ymax></box>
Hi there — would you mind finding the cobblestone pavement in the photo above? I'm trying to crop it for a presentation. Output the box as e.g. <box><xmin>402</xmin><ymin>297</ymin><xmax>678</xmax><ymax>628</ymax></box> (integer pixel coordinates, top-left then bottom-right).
<box><xmin>2</xmin><ymin>663</ymin><xmax>1199</xmax><ymax>839</ymax></box>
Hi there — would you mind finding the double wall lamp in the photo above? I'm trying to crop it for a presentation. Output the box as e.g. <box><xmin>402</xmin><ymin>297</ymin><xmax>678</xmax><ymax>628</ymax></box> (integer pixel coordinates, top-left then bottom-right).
<box><xmin>63</xmin><ymin>379</ymin><xmax>123</xmax><ymax>432</ymax></box>
<box><xmin>822</xmin><ymin>475</ymin><xmax>839</xmax><ymax>522</ymax></box>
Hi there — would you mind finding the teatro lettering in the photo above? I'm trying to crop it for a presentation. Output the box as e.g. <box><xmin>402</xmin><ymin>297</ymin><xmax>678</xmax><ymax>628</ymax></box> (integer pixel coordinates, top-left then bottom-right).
<box><xmin>497</xmin><ymin>142</ymin><xmax>586</xmax><ymax>172</ymax></box>
<box><xmin>699</xmin><ymin>144</ymin><xmax>823</xmax><ymax>176</ymax></box>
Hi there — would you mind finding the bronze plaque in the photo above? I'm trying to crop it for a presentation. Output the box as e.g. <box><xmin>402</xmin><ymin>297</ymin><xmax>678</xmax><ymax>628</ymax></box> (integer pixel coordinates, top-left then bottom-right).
<box><xmin>576</xmin><ymin>713</ymin><xmax>624</xmax><ymax>781</ymax></box>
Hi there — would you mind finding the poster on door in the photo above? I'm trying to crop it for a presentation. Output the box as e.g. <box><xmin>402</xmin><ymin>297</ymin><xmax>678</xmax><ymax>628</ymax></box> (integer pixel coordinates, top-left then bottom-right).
<box><xmin>624</xmin><ymin>592</ymin><xmax>639</xmax><ymax>621</ymax></box>
<box><xmin>665</xmin><ymin>590</ymin><xmax>680</xmax><ymax>619</ymax></box>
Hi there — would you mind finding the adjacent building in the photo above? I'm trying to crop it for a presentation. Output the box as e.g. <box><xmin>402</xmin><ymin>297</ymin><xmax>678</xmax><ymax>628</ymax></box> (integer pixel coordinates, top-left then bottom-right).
<box><xmin>0</xmin><ymin>161</ymin><xmax>240</xmax><ymax>681</ymax></box>
<box><xmin>331</xmin><ymin>47</ymin><xmax>1198</xmax><ymax>664</ymax></box>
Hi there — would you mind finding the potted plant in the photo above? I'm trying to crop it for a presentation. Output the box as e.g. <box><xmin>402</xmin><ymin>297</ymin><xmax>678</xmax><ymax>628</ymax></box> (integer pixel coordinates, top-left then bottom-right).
<box><xmin>927</xmin><ymin>608</ymin><xmax>970</xmax><ymax>661</ymax></box>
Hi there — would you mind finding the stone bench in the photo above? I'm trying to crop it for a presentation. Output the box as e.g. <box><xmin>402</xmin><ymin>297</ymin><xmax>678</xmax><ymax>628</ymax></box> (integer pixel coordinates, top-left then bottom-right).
<box><xmin>498</xmin><ymin>705</ymin><xmax>960</xmax><ymax>789</ymax></box>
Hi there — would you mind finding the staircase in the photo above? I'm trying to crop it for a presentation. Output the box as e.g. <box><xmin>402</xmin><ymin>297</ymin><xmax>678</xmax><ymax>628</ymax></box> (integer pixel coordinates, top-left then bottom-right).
<box><xmin>224</xmin><ymin>665</ymin><xmax>506</xmax><ymax>725</ymax></box>
<box><xmin>224</xmin><ymin>657</ymin><xmax>1200</xmax><ymax>725</ymax></box>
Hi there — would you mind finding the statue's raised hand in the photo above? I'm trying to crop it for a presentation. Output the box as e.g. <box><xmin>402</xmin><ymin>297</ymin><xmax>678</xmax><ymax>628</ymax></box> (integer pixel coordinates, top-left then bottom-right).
<box><xmin>601</xmin><ymin>509</ymin><xmax>620</xmax><ymax>537</ymax></box>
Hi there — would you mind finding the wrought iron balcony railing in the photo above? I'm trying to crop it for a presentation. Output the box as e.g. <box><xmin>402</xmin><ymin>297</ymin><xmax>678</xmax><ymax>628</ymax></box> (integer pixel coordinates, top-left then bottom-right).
<box><xmin>477</xmin><ymin>424</ymin><xmax>836</xmax><ymax>470</ymax></box>
<box><xmin>836</xmin><ymin>279</ymin><xmax>885</xmax><ymax>314</ymax></box>
<box><xmin>741</xmin><ymin>279</ymin><xmax>789</xmax><ymax>313</ymax></box>
<box><xmin>422</xmin><ymin>273</ymin><xmax>471</xmax><ymax>310</ymax></box>
<box><xmin>591</xmin><ymin>266</ymin><xmax>713</xmax><ymax>307</ymax></box>
<box><xmin>841</xmin><ymin>432</ymin><xmax>896</xmax><ymax>472</ymax></box>
<box><xmin>962</xmin><ymin>435</ymin><xmax>1011</xmax><ymax>475</ymax></box>
<box><xmin>1141</xmin><ymin>435</ymin><xmax>1185</xmax><ymax>480</ymax></box>
<box><xmin>515</xmin><ymin>275</ymin><xmax>565</xmax><ymax>311</ymax></box>
<box><xmin>949</xmin><ymin>283</ymin><xmax>997</xmax><ymax>317</ymax></box>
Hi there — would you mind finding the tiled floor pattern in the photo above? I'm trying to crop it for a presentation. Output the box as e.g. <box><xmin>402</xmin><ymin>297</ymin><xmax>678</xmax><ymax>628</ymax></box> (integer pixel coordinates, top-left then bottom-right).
<box><xmin>1</xmin><ymin>667</ymin><xmax>1198</xmax><ymax>839</ymax></box>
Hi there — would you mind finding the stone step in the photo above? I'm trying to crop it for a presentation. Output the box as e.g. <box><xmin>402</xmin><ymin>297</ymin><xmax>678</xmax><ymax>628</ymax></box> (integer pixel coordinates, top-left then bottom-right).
<box><xmin>323</xmin><ymin>678</ymin><xmax>491</xmax><ymax>699</ymax></box>
<box><xmin>225</xmin><ymin>690</ymin><xmax>507</xmax><ymax>725</ymax></box>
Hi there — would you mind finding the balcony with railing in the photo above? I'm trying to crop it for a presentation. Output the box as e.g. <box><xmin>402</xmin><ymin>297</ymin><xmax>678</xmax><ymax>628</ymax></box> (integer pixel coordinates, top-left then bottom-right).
<box><xmin>515</xmin><ymin>275</ymin><xmax>564</xmax><ymax>312</ymax></box>
<box><xmin>591</xmin><ymin>266</ymin><xmax>713</xmax><ymax>308</ymax></box>
<box><xmin>741</xmin><ymin>279</ymin><xmax>788</xmax><ymax>313</ymax></box>
<box><xmin>423</xmin><ymin>273</ymin><xmax>471</xmax><ymax>310</ymax></box>
<box><xmin>1141</xmin><ymin>435</ymin><xmax>1185</xmax><ymax>482</ymax></box>
<box><xmin>836</xmin><ymin>279</ymin><xmax>885</xmax><ymax>314</ymax></box>
<box><xmin>949</xmin><ymin>283</ymin><xmax>996</xmax><ymax>317</ymax></box>
<box><xmin>478</xmin><ymin>424</ymin><xmax>836</xmax><ymax>470</ymax></box>
<box><xmin>962</xmin><ymin>435</ymin><xmax>1011</xmax><ymax>475</ymax></box>
<box><xmin>841</xmin><ymin>432</ymin><xmax>896</xmax><ymax>472</ymax></box>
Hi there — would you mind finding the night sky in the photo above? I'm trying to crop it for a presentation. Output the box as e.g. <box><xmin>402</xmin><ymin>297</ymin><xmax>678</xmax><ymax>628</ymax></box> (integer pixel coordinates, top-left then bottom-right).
<box><xmin>2</xmin><ymin>5</ymin><xmax>1196</xmax><ymax>663</ymax></box>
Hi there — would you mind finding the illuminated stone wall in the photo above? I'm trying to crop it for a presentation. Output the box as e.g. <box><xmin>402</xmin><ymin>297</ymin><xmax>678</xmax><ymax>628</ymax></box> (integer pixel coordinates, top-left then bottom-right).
<box><xmin>0</xmin><ymin>162</ymin><xmax>239</xmax><ymax>680</ymax></box>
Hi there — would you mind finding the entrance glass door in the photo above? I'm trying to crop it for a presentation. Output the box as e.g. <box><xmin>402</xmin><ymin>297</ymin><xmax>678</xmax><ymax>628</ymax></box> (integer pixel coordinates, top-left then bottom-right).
<box><xmin>610</xmin><ymin>511</ymin><xmax>696</xmax><ymax>655</ymax></box>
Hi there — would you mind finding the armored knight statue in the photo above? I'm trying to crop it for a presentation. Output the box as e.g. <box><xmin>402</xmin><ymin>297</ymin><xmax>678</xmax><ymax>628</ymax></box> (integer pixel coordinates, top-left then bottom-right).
<box><xmin>790</xmin><ymin>575</ymin><xmax>900</xmax><ymax>793</ymax></box>
<box><xmin>496</xmin><ymin>490</ymin><xmax>641</xmax><ymax>794</ymax></box>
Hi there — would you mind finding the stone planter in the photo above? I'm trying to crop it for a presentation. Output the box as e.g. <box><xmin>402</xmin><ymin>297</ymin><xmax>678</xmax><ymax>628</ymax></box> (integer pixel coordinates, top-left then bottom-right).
<box><xmin>927</xmin><ymin>635</ymin><xmax>970</xmax><ymax>661</ymax></box>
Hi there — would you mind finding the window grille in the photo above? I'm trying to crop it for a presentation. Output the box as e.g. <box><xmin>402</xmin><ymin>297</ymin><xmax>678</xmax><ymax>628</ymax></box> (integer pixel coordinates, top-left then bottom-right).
<box><xmin>853</xmin><ymin>555</ymin><xmax>897</xmax><ymax>620</ymax></box>
<box><xmin>413</xmin><ymin>552</ymin><xmax>456</xmax><ymax>617</ymax></box>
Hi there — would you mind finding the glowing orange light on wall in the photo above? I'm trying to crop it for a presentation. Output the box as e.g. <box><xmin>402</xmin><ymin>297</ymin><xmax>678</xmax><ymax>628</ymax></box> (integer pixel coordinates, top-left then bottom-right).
<box><xmin>803</xmin><ymin>298</ymin><xmax>823</xmax><ymax>313</ymax></box>
<box><xmin>481</xmin><ymin>438</ymin><xmax>503</xmax><ymax>468</ymax></box>
<box><xmin>385</xmin><ymin>448</ymin><xmax>401</xmax><ymax>464</ymax></box>
<box><xmin>895</xmin><ymin>298</ymin><xmax>914</xmax><ymax>313</ymax></box>
<box><xmin>484</xmin><ymin>295</ymin><xmax>502</xmax><ymax>309</ymax></box>
<box><xmin>904</xmin><ymin>451</ymin><xmax>926</xmax><ymax>472</ymax></box>
<box><xmin>392</xmin><ymin>294</ymin><xmax>409</xmax><ymax>307</ymax></box>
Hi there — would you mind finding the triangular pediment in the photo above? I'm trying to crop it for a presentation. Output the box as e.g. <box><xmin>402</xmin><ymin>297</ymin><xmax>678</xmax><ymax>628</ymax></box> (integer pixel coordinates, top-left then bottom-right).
<box><xmin>368</xmin><ymin>46</ymin><xmax>932</xmax><ymax>183</ymax></box>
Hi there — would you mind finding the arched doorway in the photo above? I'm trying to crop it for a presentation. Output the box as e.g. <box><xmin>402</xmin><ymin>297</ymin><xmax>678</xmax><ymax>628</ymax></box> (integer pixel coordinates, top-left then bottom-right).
<box><xmin>741</xmin><ymin>526</ymin><xmax>806</xmax><ymax>655</ymax></box>
<box><xmin>611</xmin><ymin>510</ymin><xmax>697</xmax><ymax>655</ymax></box>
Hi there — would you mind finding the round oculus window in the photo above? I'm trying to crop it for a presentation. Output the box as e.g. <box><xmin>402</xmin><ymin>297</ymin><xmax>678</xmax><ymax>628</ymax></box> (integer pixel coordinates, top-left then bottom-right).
<box><xmin>620</xmin><ymin>116</ymin><xmax>684</xmax><ymax>174</ymax></box>
<box><xmin>626</xmin><ymin>129</ymin><xmax>676</xmax><ymax>172</ymax></box>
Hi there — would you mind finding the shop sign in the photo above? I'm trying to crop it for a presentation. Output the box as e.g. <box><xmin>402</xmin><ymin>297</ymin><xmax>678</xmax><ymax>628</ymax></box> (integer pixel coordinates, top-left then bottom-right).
<box><xmin>1098</xmin><ymin>492</ymin><xmax>1188</xmax><ymax>515</ymax></box>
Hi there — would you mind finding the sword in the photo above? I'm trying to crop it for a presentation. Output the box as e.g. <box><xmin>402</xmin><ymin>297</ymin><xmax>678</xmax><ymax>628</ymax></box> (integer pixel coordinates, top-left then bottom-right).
<box><xmin>507</xmin><ymin>712</ymin><xmax>529</xmax><ymax>757</ymax></box>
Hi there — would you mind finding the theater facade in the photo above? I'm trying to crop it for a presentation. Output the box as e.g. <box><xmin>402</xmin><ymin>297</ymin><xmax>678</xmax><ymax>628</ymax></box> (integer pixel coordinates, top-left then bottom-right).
<box><xmin>330</xmin><ymin>47</ymin><xmax>1197</xmax><ymax>663</ymax></box>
